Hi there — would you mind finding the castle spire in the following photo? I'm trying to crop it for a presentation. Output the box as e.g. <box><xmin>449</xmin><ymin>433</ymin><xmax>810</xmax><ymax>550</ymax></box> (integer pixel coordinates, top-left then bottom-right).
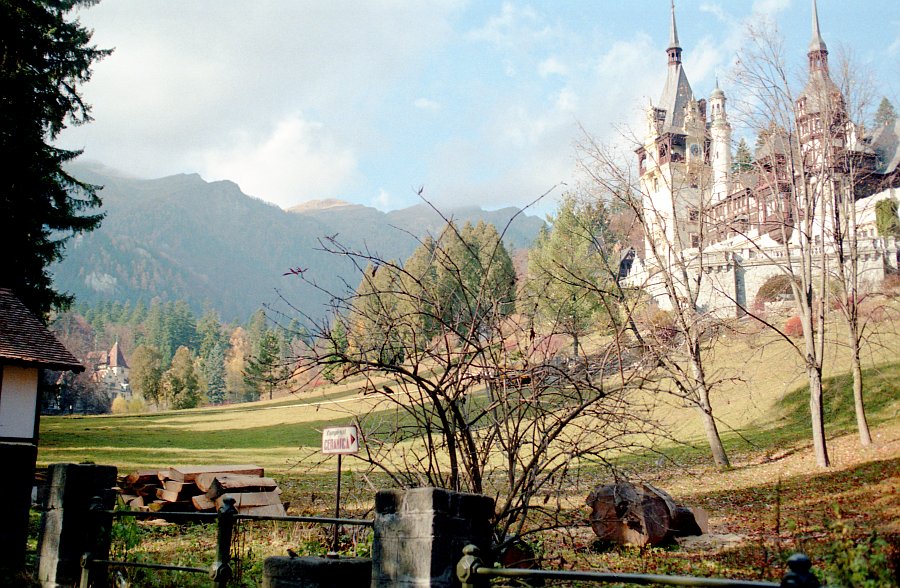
<box><xmin>667</xmin><ymin>0</ymin><xmax>682</xmax><ymax>65</ymax></box>
<box><xmin>808</xmin><ymin>0</ymin><xmax>829</xmax><ymax>72</ymax></box>
<box><xmin>809</xmin><ymin>0</ymin><xmax>827</xmax><ymax>52</ymax></box>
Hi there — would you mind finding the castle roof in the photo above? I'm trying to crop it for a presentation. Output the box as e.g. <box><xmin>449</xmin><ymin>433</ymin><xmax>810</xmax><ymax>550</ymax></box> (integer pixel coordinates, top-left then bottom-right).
<box><xmin>658</xmin><ymin>2</ymin><xmax>694</xmax><ymax>134</ymax></box>
<box><xmin>108</xmin><ymin>340</ymin><xmax>128</xmax><ymax>369</ymax></box>
<box><xmin>0</xmin><ymin>288</ymin><xmax>84</xmax><ymax>372</ymax></box>
<box><xmin>870</xmin><ymin>118</ymin><xmax>900</xmax><ymax>175</ymax></box>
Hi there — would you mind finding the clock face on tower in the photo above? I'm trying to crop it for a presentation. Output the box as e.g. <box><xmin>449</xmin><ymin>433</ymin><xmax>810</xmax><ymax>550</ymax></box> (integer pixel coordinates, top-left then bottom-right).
<box><xmin>690</xmin><ymin>143</ymin><xmax>700</xmax><ymax>157</ymax></box>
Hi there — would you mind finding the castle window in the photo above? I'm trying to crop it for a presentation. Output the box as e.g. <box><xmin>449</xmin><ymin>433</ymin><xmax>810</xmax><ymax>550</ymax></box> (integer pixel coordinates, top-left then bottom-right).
<box><xmin>689</xmin><ymin>209</ymin><xmax>699</xmax><ymax>221</ymax></box>
<box><xmin>691</xmin><ymin>234</ymin><xmax>700</xmax><ymax>248</ymax></box>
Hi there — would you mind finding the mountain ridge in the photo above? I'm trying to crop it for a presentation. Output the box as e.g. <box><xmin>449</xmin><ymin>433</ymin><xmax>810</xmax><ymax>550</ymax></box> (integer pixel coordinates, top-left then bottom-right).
<box><xmin>52</xmin><ymin>165</ymin><xmax>545</xmax><ymax>321</ymax></box>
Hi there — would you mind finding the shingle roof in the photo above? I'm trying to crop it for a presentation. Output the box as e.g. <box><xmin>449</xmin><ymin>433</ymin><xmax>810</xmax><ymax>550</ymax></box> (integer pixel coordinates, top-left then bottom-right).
<box><xmin>0</xmin><ymin>288</ymin><xmax>84</xmax><ymax>372</ymax></box>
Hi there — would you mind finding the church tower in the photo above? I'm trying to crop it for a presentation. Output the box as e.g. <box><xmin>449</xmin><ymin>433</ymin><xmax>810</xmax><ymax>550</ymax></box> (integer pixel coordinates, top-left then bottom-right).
<box><xmin>636</xmin><ymin>1</ymin><xmax>708</xmax><ymax>257</ymax></box>
<box><xmin>709</xmin><ymin>79</ymin><xmax>732</xmax><ymax>202</ymax></box>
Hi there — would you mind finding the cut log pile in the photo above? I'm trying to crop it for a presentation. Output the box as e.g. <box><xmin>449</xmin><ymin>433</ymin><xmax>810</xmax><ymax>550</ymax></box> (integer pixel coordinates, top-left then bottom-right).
<box><xmin>118</xmin><ymin>464</ymin><xmax>286</xmax><ymax>516</ymax></box>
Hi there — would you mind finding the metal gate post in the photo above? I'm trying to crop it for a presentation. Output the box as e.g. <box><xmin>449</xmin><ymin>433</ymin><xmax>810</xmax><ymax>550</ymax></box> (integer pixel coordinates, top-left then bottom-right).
<box><xmin>211</xmin><ymin>496</ymin><xmax>238</xmax><ymax>588</ymax></box>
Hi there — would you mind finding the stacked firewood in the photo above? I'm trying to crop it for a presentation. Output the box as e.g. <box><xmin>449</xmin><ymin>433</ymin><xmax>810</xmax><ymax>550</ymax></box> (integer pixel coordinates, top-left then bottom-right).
<box><xmin>119</xmin><ymin>464</ymin><xmax>286</xmax><ymax>516</ymax></box>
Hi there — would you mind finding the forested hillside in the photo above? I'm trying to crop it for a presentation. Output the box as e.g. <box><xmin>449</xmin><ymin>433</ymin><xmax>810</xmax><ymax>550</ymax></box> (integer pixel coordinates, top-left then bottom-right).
<box><xmin>51</xmin><ymin>164</ymin><xmax>544</xmax><ymax>321</ymax></box>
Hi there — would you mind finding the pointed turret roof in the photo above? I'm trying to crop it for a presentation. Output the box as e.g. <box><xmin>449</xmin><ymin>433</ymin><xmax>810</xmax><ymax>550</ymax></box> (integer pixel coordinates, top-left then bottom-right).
<box><xmin>668</xmin><ymin>0</ymin><xmax>680</xmax><ymax>51</ymax></box>
<box><xmin>109</xmin><ymin>340</ymin><xmax>128</xmax><ymax>369</ymax></box>
<box><xmin>809</xmin><ymin>0</ymin><xmax>827</xmax><ymax>53</ymax></box>
<box><xmin>658</xmin><ymin>1</ymin><xmax>693</xmax><ymax>134</ymax></box>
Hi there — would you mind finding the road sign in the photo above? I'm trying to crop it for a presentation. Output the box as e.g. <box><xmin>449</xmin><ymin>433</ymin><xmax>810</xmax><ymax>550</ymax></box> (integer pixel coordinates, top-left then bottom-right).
<box><xmin>321</xmin><ymin>426</ymin><xmax>359</xmax><ymax>455</ymax></box>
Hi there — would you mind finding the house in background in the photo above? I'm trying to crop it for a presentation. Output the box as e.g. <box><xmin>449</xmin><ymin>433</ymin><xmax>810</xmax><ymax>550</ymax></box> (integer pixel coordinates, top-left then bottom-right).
<box><xmin>90</xmin><ymin>339</ymin><xmax>130</xmax><ymax>398</ymax></box>
<box><xmin>0</xmin><ymin>287</ymin><xmax>83</xmax><ymax>569</ymax></box>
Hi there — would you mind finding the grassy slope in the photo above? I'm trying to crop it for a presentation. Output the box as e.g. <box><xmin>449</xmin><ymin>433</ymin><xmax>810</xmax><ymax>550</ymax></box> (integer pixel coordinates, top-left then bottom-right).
<box><xmin>33</xmin><ymin>315</ymin><xmax>900</xmax><ymax>586</ymax></box>
<box><xmin>38</xmin><ymin>316</ymin><xmax>899</xmax><ymax>473</ymax></box>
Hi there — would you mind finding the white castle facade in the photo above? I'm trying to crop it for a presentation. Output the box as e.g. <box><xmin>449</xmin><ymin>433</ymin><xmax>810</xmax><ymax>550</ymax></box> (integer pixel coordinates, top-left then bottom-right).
<box><xmin>623</xmin><ymin>1</ymin><xmax>900</xmax><ymax>316</ymax></box>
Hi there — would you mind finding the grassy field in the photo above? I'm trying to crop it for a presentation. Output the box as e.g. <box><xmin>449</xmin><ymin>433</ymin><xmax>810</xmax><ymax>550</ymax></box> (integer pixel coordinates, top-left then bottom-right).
<box><xmin>30</xmin><ymin>314</ymin><xmax>900</xmax><ymax>586</ymax></box>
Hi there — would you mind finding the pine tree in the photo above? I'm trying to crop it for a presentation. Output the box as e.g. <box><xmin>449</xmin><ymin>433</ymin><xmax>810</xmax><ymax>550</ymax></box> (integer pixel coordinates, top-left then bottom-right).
<box><xmin>526</xmin><ymin>195</ymin><xmax>614</xmax><ymax>355</ymax></box>
<box><xmin>1</xmin><ymin>0</ymin><xmax>111</xmax><ymax>318</ymax></box>
<box><xmin>733</xmin><ymin>137</ymin><xmax>753</xmax><ymax>172</ymax></box>
<box><xmin>202</xmin><ymin>342</ymin><xmax>227</xmax><ymax>405</ymax></box>
<box><xmin>243</xmin><ymin>330</ymin><xmax>282</xmax><ymax>401</ymax></box>
<box><xmin>874</xmin><ymin>97</ymin><xmax>897</xmax><ymax>127</ymax></box>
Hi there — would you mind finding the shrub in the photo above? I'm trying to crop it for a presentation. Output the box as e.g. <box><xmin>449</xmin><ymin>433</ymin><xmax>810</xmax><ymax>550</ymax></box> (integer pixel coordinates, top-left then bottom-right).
<box><xmin>110</xmin><ymin>396</ymin><xmax>128</xmax><ymax>414</ymax></box>
<box><xmin>126</xmin><ymin>397</ymin><xmax>146</xmax><ymax>413</ymax></box>
<box><xmin>875</xmin><ymin>198</ymin><xmax>900</xmax><ymax>237</ymax></box>
<box><xmin>756</xmin><ymin>274</ymin><xmax>794</xmax><ymax>303</ymax></box>
<box><xmin>784</xmin><ymin>316</ymin><xmax>803</xmax><ymax>337</ymax></box>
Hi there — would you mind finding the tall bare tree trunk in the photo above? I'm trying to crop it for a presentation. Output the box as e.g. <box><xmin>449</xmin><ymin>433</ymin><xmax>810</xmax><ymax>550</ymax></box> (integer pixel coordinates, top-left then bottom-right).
<box><xmin>849</xmin><ymin>330</ymin><xmax>872</xmax><ymax>445</ymax></box>
<box><xmin>806</xmin><ymin>358</ymin><xmax>830</xmax><ymax>468</ymax></box>
<box><xmin>690</xmin><ymin>342</ymin><xmax>729</xmax><ymax>468</ymax></box>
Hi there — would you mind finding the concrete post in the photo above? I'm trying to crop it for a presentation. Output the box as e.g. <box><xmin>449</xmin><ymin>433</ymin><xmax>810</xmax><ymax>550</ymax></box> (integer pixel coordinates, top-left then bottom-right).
<box><xmin>263</xmin><ymin>556</ymin><xmax>372</xmax><ymax>588</ymax></box>
<box><xmin>371</xmin><ymin>487</ymin><xmax>494</xmax><ymax>588</ymax></box>
<box><xmin>0</xmin><ymin>442</ymin><xmax>38</xmax><ymax>572</ymax></box>
<box><xmin>36</xmin><ymin>463</ymin><xmax>117</xmax><ymax>588</ymax></box>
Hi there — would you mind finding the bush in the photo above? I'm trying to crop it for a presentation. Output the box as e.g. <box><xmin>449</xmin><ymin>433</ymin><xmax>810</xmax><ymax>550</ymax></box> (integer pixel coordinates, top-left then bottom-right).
<box><xmin>126</xmin><ymin>397</ymin><xmax>146</xmax><ymax>413</ymax></box>
<box><xmin>784</xmin><ymin>316</ymin><xmax>803</xmax><ymax>337</ymax></box>
<box><xmin>110</xmin><ymin>396</ymin><xmax>128</xmax><ymax>414</ymax></box>
<box><xmin>756</xmin><ymin>274</ymin><xmax>794</xmax><ymax>303</ymax></box>
<box><xmin>822</xmin><ymin>519</ymin><xmax>896</xmax><ymax>588</ymax></box>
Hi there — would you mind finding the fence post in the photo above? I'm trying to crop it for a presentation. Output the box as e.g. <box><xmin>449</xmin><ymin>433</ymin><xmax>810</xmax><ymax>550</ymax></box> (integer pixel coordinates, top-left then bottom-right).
<box><xmin>37</xmin><ymin>463</ymin><xmax>117</xmax><ymax>588</ymax></box>
<box><xmin>211</xmin><ymin>496</ymin><xmax>237</xmax><ymax>588</ymax></box>
<box><xmin>371</xmin><ymin>487</ymin><xmax>494</xmax><ymax>588</ymax></box>
<box><xmin>780</xmin><ymin>553</ymin><xmax>820</xmax><ymax>588</ymax></box>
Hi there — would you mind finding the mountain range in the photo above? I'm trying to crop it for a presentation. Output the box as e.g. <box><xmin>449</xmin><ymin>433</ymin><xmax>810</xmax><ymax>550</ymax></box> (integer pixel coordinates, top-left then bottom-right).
<box><xmin>51</xmin><ymin>164</ymin><xmax>545</xmax><ymax>321</ymax></box>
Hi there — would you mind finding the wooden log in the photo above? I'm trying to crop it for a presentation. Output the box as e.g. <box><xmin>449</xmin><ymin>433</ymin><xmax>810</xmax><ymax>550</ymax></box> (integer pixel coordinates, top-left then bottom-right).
<box><xmin>196</xmin><ymin>471</ymin><xmax>265</xmax><ymax>493</ymax></box>
<box><xmin>156</xmin><ymin>488</ymin><xmax>183</xmax><ymax>503</ymax></box>
<box><xmin>206</xmin><ymin>476</ymin><xmax>278</xmax><ymax>499</ymax></box>
<box><xmin>234</xmin><ymin>503</ymin><xmax>287</xmax><ymax>517</ymax></box>
<box><xmin>134</xmin><ymin>484</ymin><xmax>161</xmax><ymax>498</ymax></box>
<box><xmin>215</xmin><ymin>492</ymin><xmax>282</xmax><ymax>509</ymax></box>
<box><xmin>148</xmin><ymin>500</ymin><xmax>195</xmax><ymax>513</ymax></box>
<box><xmin>167</xmin><ymin>465</ymin><xmax>264</xmax><ymax>483</ymax></box>
<box><xmin>191</xmin><ymin>494</ymin><xmax>216</xmax><ymax>511</ymax></box>
<box><xmin>586</xmin><ymin>482</ymin><xmax>672</xmax><ymax>546</ymax></box>
<box><xmin>124</xmin><ymin>470</ymin><xmax>161</xmax><ymax>487</ymax></box>
<box><xmin>163</xmin><ymin>480</ymin><xmax>199</xmax><ymax>495</ymax></box>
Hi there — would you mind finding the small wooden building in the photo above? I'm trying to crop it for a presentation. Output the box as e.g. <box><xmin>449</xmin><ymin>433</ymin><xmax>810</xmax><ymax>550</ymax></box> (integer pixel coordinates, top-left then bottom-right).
<box><xmin>0</xmin><ymin>288</ymin><xmax>83</xmax><ymax>569</ymax></box>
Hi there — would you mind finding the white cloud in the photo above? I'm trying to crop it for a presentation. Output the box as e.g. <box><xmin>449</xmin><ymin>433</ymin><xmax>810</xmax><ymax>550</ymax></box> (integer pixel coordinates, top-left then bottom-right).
<box><xmin>201</xmin><ymin>114</ymin><xmax>358</xmax><ymax>209</ymax></box>
<box><xmin>469</xmin><ymin>3</ymin><xmax>539</xmax><ymax>48</ymax></box>
<box><xmin>414</xmin><ymin>98</ymin><xmax>441</xmax><ymax>111</ymax></box>
<box><xmin>752</xmin><ymin>0</ymin><xmax>792</xmax><ymax>17</ymax></box>
<box><xmin>538</xmin><ymin>57</ymin><xmax>569</xmax><ymax>78</ymax></box>
<box><xmin>372</xmin><ymin>188</ymin><xmax>392</xmax><ymax>210</ymax></box>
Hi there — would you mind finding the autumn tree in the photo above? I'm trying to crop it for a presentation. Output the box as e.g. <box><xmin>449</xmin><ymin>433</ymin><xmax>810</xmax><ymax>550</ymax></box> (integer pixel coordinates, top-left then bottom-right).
<box><xmin>289</xmin><ymin>209</ymin><xmax>658</xmax><ymax>544</ymax></box>
<box><xmin>130</xmin><ymin>344</ymin><xmax>164</xmax><ymax>407</ymax></box>
<box><xmin>0</xmin><ymin>0</ymin><xmax>111</xmax><ymax>318</ymax></box>
<box><xmin>526</xmin><ymin>194</ymin><xmax>616</xmax><ymax>356</ymax></box>
<box><xmin>164</xmin><ymin>346</ymin><xmax>200</xmax><ymax>409</ymax></box>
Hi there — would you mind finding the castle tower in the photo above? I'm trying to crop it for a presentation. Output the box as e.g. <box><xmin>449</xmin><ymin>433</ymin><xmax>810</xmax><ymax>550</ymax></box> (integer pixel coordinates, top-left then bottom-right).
<box><xmin>636</xmin><ymin>1</ymin><xmax>707</xmax><ymax>258</ymax></box>
<box><xmin>797</xmin><ymin>0</ymin><xmax>845</xmax><ymax>157</ymax></box>
<box><xmin>709</xmin><ymin>79</ymin><xmax>732</xmax><ymax>202</ymax></box>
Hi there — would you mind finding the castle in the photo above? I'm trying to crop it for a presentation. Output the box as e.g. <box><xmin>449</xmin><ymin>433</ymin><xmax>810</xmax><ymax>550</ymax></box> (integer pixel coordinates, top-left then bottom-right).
<box><xmin>624</xmin><ymin>0</ymin><xmax>900</xmax><ymax>316</ymax></box>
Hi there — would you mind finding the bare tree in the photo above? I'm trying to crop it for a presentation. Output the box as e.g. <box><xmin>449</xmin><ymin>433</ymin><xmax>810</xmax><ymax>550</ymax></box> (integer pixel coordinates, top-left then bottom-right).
<box><xmin>286</xmin><ymin>207</ymin><xmax>661</xmax><ymax>546</ymax></box>
<box><xmin>728</xmin><ymin>17</ymin><xmax>886</xmax><ymax>464</ymax></box>
<box><xmin>576</xmin><ymin>136</ymin><xmax>733</xmax><ymax>469</ymax></box>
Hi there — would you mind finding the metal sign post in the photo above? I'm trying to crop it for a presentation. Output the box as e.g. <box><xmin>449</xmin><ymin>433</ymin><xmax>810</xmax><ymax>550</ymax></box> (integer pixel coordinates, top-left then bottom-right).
<box><xmin>321</xmin><ymin>425</ymin><xmax>359</xmax><ymax>556</ymax></box>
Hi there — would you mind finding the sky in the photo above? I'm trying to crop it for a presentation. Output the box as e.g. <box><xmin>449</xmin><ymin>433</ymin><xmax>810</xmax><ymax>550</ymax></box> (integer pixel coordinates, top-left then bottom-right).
<box><xmin>57</xmin><ymin>1</ymin><xmax>900</xmax><ymax>215</ymax></box>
